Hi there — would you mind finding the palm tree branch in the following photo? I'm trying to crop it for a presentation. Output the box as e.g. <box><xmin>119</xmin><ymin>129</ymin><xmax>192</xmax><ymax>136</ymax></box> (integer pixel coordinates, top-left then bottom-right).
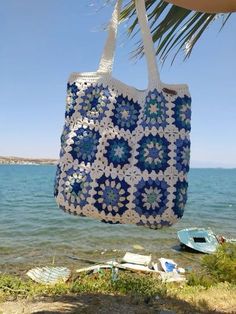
<box><xmin>170</xmin><ymin>14</ymin><xmax>216</xmax><ymax>64</ymax></box>
<box><xmin>120</xmin><ymin>0</ymin><xmax>231</xmax><ymax>63</ymax></box>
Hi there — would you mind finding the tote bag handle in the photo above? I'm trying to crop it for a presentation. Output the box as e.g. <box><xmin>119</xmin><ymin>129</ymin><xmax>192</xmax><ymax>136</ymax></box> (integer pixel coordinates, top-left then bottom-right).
<box><xmin>98</xmin><ymin>0</ymin><xmax>161</xmax><ymax>90</ymax></box>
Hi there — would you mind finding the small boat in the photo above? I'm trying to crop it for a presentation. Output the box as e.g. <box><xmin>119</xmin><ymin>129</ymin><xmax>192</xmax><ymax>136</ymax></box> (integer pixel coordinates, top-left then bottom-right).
<box><xmin>177</xmin><ymin>228</ymin><xmax>219</xmax><ymax>254</ymax></box>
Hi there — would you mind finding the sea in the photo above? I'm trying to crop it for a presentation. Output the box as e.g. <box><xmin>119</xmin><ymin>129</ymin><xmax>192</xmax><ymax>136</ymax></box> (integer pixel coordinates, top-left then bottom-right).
<box><xmin>0</xmin><ymin>165</ymin><xmax>235</xmax><ymax>273</ymax></box>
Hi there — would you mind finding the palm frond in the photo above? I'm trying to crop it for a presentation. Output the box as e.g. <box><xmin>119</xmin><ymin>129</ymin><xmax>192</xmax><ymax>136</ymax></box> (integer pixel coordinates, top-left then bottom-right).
<box><xmin>120</xmin><ymin>0</ymin><xmax>231</xmax><ymax>63</ymax></box>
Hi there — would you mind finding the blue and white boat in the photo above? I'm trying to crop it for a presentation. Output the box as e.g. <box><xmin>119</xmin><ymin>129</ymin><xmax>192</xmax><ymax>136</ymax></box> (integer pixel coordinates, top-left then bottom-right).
<box><xmin>177</xmin><ymin>228</ymin><xmax>219</xmax><ymax>254</ymax></box>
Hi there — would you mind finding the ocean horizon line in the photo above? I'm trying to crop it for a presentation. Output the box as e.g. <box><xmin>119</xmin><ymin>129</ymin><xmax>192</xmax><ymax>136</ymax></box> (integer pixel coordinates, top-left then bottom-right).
<box><xmin>0</xmin><ymin>155</ymin><xmax>236</xmax><ymax>169</ymax></box>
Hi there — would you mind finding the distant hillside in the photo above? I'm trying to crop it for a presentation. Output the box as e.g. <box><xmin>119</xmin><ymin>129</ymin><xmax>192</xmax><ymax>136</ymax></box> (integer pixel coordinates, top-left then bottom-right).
<box><xmin>0</xmin><ymin>156</ymin><xmax>58</xmax><ymax>165</ymax></box>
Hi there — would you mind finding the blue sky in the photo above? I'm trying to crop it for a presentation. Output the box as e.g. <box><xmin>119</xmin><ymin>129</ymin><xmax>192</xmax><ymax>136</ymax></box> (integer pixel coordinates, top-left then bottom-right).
<box><xmin>1</xmin><ymin>0</ymin><xmax>236</xmax><ymax>167</ymax></box>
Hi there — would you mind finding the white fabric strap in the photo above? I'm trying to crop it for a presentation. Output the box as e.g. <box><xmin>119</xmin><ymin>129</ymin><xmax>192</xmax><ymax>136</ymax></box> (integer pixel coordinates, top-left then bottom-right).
<box><xmin>135</xmin><ymin>0</ymin><xmax>160</xmax><ymax>87</ymax></box>
<box><xmin>98</xmin><ymin>0</ymin><xmax>160</xmax><ymax>88</ymax></box>
<box><xmin>98</xmin><ymin>0</ymin><xmax>122</xmax><ymax>74</ymax></box>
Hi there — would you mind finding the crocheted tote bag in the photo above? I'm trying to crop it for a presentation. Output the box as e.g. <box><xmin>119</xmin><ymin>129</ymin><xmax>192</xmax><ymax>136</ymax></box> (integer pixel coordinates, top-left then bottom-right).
<box><xmin>54</xmin><ymin>0</ymin><xmax>191</xmax><ymax>229</ymax></box>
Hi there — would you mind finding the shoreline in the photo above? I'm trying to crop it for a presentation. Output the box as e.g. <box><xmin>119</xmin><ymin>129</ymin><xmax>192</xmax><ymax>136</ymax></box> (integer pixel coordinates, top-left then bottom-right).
<box><xmin>0</xmin><ymin>247</ymin><xmax>201</xmax><ymax>272</ymax></box>
<box><xmin>0</xmin><ymin>156</ymin><xmax>58</xmax><ymax>165</ymax></box>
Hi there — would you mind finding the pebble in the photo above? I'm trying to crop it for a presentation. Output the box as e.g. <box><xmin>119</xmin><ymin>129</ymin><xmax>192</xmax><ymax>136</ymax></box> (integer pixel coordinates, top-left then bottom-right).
<box><xmin>132</xmin><ymin>244</ymin><xmax>144</xmax><ymax>250</ymax></box>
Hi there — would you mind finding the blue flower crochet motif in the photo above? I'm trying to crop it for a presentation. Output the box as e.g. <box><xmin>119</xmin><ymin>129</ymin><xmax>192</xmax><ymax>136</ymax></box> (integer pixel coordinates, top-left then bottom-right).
<box><xmin>65</xmin><ymin>82</ymin><xmax>79</xmax><ymax>118</ymax></box>
<box><xmin>70</xmin><ymin>128</ymin><xmax>100</xmax><ymax>164</ymax></box>
<box><xmin>111</xmin><ymin>95</ymin><xmax>141</xmax><ymax>132</ymax></box>
<box><xmin>173</xmin><ymin>95</ymin><xmax>191</xmax><ymax>131</ymax></box>
<box><xmin>93</xmin><ymin>175</ymin><xmax>130</xmax><ymax>215</ymax></box>
<box><xmin>175</xmin><ymin>138</ymin><xmax>190</xmax><ymax>173</ymax></box>
<box><xmin>136</xmin><ymin>135</ymin><xmax>170</xmax><ymax>172</ymax></box>
<box><xmin>105</xmin><ymin>138</ymin><xmax>131</xmax><ymax>167</ymax></box>
<box><xmin>142</xmin><ymin>89</ymin><xmax>168</xmax><ymax>128</ymax></box>
<box><xmin>62</xmin><ymin>167</ymin><xmax>92</xmax><ymax>207</ymax></box>
<box><xmin>79</xmin><ymin>85</ymin><xmax>111</xmax><ymax>121</ymax></box>
<box><xmin>173</xmin><ymin>180</ymin><xmax>188</xmax><ymax>218</ymax></box>
<box><xmin>134</xmin><ymin>178</ymin><xmax>169</xmax><ymax>217</ymax></box>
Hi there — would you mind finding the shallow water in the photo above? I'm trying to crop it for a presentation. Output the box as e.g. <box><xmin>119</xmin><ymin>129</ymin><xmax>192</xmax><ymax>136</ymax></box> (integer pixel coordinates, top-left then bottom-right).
<box><xmin>0</xmin><ymin>165</ymin><xmax>235</xmax><ymax>272</ymax></box>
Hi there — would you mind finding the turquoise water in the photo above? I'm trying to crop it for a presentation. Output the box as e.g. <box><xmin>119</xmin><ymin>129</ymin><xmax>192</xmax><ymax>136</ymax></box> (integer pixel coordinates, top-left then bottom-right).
<box><xmin>0</xmin><ymin>165</ymin><xmax>235</xmax><ymax>271</ymax></box>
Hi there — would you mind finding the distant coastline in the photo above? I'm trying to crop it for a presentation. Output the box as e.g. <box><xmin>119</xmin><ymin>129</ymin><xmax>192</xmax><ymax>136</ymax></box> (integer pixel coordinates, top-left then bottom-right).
<box><xmin>0</xmin><ymin>156</ymin><xmax>235</xmax><ymax>169</ymax></box>
<box><xmin>0</xmin><ymin>156</ymin><xmax>58</xmax><ymax>165</ymax></box>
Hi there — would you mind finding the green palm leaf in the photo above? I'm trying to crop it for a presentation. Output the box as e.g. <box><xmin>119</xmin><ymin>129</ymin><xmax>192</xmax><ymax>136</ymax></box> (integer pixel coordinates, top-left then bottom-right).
<box><xmin>120</xmin><ymin>0</ymin><xmax>231</xmax><ymax>63</ymax></box>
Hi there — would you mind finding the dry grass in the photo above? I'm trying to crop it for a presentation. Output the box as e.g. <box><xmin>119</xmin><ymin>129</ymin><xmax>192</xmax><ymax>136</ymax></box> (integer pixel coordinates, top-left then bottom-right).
<box><xmin>168</xmin><ymin>282</ymin><xmax>236</xmax><ymax>313</ymax></box>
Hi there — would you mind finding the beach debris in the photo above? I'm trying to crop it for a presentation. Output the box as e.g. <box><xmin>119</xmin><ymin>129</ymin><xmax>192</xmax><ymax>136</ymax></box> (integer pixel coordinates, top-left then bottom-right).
<box><xmin>159</xmin><ymin>258</ymin><xmax>177</xmax><ymax>273</ymax></box>
<box><xmin>111</xmin><ymin>262</ymin><xmax>156</xmax><ymax>273</ymax></box>
<box><xmin>107</xmin><ymin>254</ymin><xmax>159</xmax><ymax>273</ymax></box>
<box><xmin>76</xmin><ymin>264</ymin><xmax>112</xmax><ymax>274</ymax></box>
<box><xmin>216</xmin><ymin>234</ymin><xmax>236</xmax><ymax>244</ymax></box>
<box><xmin>75</xmin><ymin>252</ymin><xmax>186</xmax><ymax>282</ymax></box>
<box><xmin>225</xmin><ymin>237</ymin><xmax>236</xmax><ymax>244</ymax></box>
<box><xmin>76</xmin><ymin>259</ymin><xmax>157</xmax><ymax>274</ymax></box>
<box><xmin>132</xmin><ymin>244</ymin><xmax>145</xmax><ymax>250</ymax></box>
<box><xmin>177</xmin><ymin>267</ymin><xmax>185</xmax><ymax>274</ymax></box>
<box><xmin>122</xmin><ymin>252</ymin><xmax>151</xmax><ymax>266</ymax></box>
<box><xmin>152</xmin><ymin>262</ymin><xmax>159</xmax><ymax>272</ymax></box>
<box><xmin>26</xmin><ymin>267</ymin><xmax>71</xmax><ymax>285</ymax></box>
<box><xmin>158</xmin><ymin>258</ymin><xmax>186</xmax><ymax>282</ymax></box>
<box><xmin>111</xmin><ymin>264</ymin><xmax>119</xmax><ymax>282</ymax></box>
<box><xmin>159</xmin><ymin>271</ymin><xmax>186</xmax><ymax>283</ymax></box>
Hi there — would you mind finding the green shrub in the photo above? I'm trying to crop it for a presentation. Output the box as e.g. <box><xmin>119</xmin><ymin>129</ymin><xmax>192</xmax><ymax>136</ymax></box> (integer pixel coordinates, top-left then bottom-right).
<box><xmin>0</xmin><ymin>274</ymin><xmax>29</xmax><ymax>296</ymax></box>
<box><xmin>187</xmin><ymin>243</ymin><xmax>236</xmax><ymax>287</ymax></box>
<box><xmin>112</xmin><ymin>273</ymin><xmax>166</xmax><ymax>297</ymax></box>
<box><xmin>187</xmin><ymin>271</ymin><xmax>217</xmax><ymax>288</ymax></box>
<box><xmin>202</xmin><ymin>243</ymin><xmax>236</xmax><ymax>284</ymax></box>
